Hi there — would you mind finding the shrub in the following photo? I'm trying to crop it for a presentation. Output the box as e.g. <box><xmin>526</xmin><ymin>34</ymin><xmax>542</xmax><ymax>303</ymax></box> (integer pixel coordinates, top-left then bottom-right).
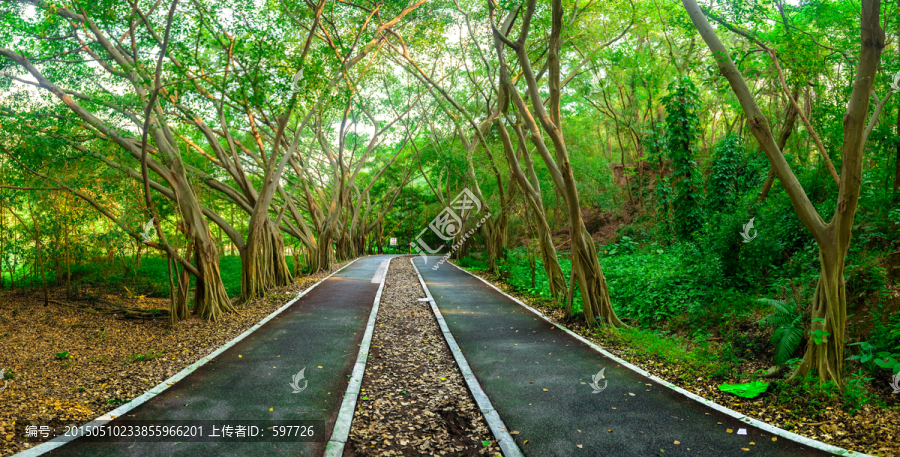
<box><xmin>757</xmin><ymin>297</ymin><xmax>804</xmax><ymax>365</ymax></box>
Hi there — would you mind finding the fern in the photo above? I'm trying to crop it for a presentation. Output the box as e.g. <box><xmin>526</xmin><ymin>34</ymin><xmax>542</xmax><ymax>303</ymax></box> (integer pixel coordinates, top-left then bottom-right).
<box><xmin>757</xmin><ymin>298</ymin><xmax>804</xmax><ymax>365</ymax></box>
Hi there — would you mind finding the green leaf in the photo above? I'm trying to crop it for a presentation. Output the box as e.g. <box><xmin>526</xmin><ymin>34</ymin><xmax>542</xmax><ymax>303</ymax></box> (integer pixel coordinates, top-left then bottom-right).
<box><xmin>717</xmin><ymin>381</ymin><xmax>770</xmax><ymax>398</ymax></box>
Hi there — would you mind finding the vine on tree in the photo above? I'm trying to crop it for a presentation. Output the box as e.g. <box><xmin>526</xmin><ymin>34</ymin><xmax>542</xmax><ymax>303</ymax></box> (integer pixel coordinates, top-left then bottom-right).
<box><xmin>662</xmin><ymin>75</ymin><xmax>704</xmax><ymax>240</ymax></box>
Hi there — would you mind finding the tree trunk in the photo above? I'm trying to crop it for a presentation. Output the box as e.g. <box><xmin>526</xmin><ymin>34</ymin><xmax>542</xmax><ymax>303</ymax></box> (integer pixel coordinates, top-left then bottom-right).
<box><xmin>172</xmin><ymin>250</ymin><xmax>191</xmax><ymax>323</ymax></box>
<box><xmin>316</xmin><ymin>230</ymin><xmax>333</xmax><ymax>272</ymax></box>
<box><xmin>491</xmin><ymin>0</ymin><xmax>626</xmax><ymax>326</ymax></box>
<box><xmin>292</xmin><ymin>241</ymin><xmax>304</xmax><ymax>275</ymax></box>
<box><xmin>682</xmin><ymin>0</ymin><xmax>884</xmax><ymax>387</ymax></box>
<box><xmin>29</xmin><ymin>203</ymin><xmax>49</xmax><ymax>306</ymax></box>
<box><xmin>482</xmin><ymin>215</ymin><xmax>507</xmax><ymax>273</ymax></box>
<box><xmin>535</xmin><ymin>220</ymin><xmax>567</xmax><ymax>298</ymax></box>
<box><xmin>789</xmin><ymin>248</ymin><xmax>846</xmax><ymax>384</ymax></box>
<box><xmin>758</xmin><ymin>87</ymin><xmax>800</xmax><ymax>203</ymax></box>
<box><xmin>569</xmin><ymin>216</ymin><xmax>625</xmax><ymax>326</ymax></box>
<box><xmin>240</xmin><ymin>217</ymin><xmax>292</xmax><ymax>302</ymax></box>
<box><xmin>171</xmin><ymin>165</ymin><xmax>234</xmax><ymax>320</ymax></box>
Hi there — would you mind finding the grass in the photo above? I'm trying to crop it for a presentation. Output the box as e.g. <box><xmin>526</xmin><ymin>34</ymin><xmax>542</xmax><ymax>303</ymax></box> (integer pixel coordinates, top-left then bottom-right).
<box><xmin>1</xmin><ymin>255</ymin><xmax>302</xmax><ymax>299</ymax></box>
<box><xmin>591</xmin><ymin>325</ymin><xmax>724</xmax><ymax>383</ymax></box>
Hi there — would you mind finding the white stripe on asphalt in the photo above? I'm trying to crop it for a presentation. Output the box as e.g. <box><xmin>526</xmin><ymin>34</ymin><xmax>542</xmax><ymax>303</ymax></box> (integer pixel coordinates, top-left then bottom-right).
<box><xmin>410</xmin><ymin>257</ymin><xmax>524</xmax><ymax>457</ymax></box>
<box><xmin>371</xmin><ymin>259</ymin><xmax>389</xmax><ymax>284</ymax></box>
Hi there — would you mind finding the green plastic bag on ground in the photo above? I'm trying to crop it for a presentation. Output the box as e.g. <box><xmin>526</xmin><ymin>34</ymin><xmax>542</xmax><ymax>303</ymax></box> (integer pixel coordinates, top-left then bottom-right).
<box><xmin>717</xmin><ymin>380</ymin><xmax>769</xmax><ymax>398</ymax></box>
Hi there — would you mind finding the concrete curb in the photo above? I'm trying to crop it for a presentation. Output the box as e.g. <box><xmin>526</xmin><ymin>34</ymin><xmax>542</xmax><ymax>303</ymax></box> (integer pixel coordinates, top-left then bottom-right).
<box><xmin>13</xmin><ymin>259</ymin><xmax>360</xmax><ymax>457</ymax></box>
<box><xmin>323</xmin><ymin>257</ymin><xmax>393</xmax><ymax>456</ymax></box>
<box><xmin>446</xmin><ymin>260</ymin><xmax>873</xmax><ymax>457</ymax></box>
<box><xmin>411</xmin><ymin>258</ymin><xmax>524</xmax><ymax>457</ymax></box>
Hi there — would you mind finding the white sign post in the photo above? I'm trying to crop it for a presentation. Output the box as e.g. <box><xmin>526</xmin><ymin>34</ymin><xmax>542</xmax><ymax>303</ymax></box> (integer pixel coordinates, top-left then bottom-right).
<box><xmin>389</xmin><ymin>237</ymin><xmax>397</xmax><ymax>246</ymax></box>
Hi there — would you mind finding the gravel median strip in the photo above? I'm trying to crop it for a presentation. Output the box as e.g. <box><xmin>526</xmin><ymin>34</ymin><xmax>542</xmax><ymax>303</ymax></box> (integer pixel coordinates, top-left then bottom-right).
<box><xmin>346</xmin><ymin>257</ymin><xmax>501</xmax><ymax>457</ymax></box>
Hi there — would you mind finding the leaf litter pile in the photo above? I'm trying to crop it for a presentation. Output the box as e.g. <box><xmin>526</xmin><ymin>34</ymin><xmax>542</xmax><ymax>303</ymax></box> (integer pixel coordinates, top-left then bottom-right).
<box><xmin>345</xmin><ymin>257</ymin><xmax>500</xmax><ymax>456</ymax></box>
<box><xmin>463</xmin><ymin>266</ymin><xmax>900</xmax><ymax>457</ymax></box>
<box><xmin>0</xmin><ymin>260</ymin><xmax>351</xmax><ymax>457</ymax></box>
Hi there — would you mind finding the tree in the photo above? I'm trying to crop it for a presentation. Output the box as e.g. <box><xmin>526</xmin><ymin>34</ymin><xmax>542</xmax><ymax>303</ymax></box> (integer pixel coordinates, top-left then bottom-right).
<box><xmin>682</xmin><ymin>0</ymin><xmax>885</xmax><ymax>386</ymax></box>
<box><xmin>491</xmin><ymin>0</ymin><xmax>628</xmax><ymax>326</ymax></box>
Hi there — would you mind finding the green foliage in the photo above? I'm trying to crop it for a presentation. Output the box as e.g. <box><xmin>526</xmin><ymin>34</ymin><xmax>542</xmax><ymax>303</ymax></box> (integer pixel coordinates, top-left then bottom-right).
<box><xmin>846</xmin><ymin>341</ymin><xmax>877</xmax><ymax>368</ymax></box>
<box><xmin>125</xmin><ymin>349</ymin><xmax>166</xmax><ymax>364</ymax></box>
<box><xmin>55</xmin><ymin>351</ymin><xmax>70</xmax><ymax>360</ymax></box>
<box><xmin>706</xmin><ymin>134</ymin><xmax>745</xmax><ymax>212</ymax></box>
<box><xmin>458</xmin><ymin>255</ymin><xmax>489</xmax><ymax>272</ymax></box>
<box><xmin>757</xmin><ymin>298</ymin><xmax>804</xmax><ymax>365</ymax></box>
<box><xmin>662</xmin><ymin>75</ymin><xmax>704</xmax><ymax>239</ymax></box>
<box><xmin>64</xmin><ymin>255</ymin><xmax>246</xmax><ymax>300</ymax></box>
<box><xmin>866</xmin><ymin>310</ymin><xmax>900</xmax><ymax>375</ymax></box>
<box><xmin>592</xmin><ymin>326</ymin><xmax>722</xmax><ymax>382</ymax></box>
<box><xmin>653</xmin><ymin>177</ymin><xmax>675</xmax><ymax>240</ymax></box>
<box><xmin>842</xmin><ymin>370</ymin><xmax>877</xmax><ymax>415</ymax></box>
<box><xmin>873</xmin><ymin>346</ymin><xmax>900</xmax><ymax>375</ymax></box>
<box><xmin>769</xmin><ymin>375</ymin><xmax>840</xmax><ymax>421</ymax></box>
<box><xmin>810</xmin><ymin>318</ymin><xmax>829</xmax><ymax>345</ymax></box>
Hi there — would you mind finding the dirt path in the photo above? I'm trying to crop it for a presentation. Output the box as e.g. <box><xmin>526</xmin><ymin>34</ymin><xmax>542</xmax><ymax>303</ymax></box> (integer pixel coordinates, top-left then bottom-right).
<box><xmin>345</xmin><ymin>257</ymin><xmax>500</xmax><ymax>456</ymax></box>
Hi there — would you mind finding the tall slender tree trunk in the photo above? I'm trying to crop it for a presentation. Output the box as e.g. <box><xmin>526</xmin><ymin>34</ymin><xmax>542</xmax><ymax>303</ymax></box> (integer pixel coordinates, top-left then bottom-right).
<box><xmin>376</xmin><ymin>228</ymin><xmax>384</xmax><ymax>254</ymax></box>
<box><xmin>491</xmin><ymin>0</ymin><xmax>626</xmax><ymax>326</ymax></box>
<box><xmin>29</xmin><ymin>203</ymin><xmax>49</xmax><ymax>306</ymax></box>
<box><xmin>682</xmin><ymin>0</ymin><xmax>884</xmax><ymax>387</ymax></box>
<box><xmin>173</xmin><ymin>250</ymin><xmax>191</xmax><ymax>323</ymax></box>
<box><xmin>758</xmin><ymin>87</ymin><xmax>800</xmax><ymax>203</ymax></box>
<box><xmin>497</xmin><ymin>121</ymin><xmax>567</xmax><ymax>298</ymax></box>
<box><xmin>317</xmin><ymin>229</ymin><xmax>333</xmax><ymax>272</ymax></box>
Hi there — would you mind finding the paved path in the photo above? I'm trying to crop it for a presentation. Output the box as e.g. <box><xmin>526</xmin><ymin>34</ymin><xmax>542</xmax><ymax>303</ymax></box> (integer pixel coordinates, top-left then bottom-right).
<box><xmin>33</xmin><ymin>255</ymin><xmax>393</xmax><ymax>457</ymax></box>
<box><xmin>413</xmin><ymin>256</ymin><xmax>835</xmax><ymax>457</ymax></box>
